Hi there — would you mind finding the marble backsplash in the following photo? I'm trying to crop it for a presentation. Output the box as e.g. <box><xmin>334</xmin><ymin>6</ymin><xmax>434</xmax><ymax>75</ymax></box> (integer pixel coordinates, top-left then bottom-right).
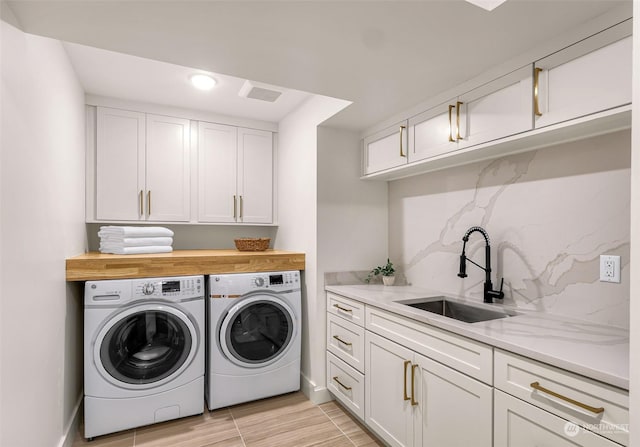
<box><xmin>388</xmin><ymin>130</ymin><xmax>631</xmax><ymax>329</ymax></box>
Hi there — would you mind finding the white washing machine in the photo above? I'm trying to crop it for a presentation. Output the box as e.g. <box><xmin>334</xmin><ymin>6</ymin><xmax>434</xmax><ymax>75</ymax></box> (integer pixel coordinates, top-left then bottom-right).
<box><xmin>84</xmin><ymin>275</ymin><xmax>204</xmax><ymax>439</ymax></box>
<box><xmin>206</xmin><ymin>271</ymin><xmax>301</xmax><ymax>410</ymax></box>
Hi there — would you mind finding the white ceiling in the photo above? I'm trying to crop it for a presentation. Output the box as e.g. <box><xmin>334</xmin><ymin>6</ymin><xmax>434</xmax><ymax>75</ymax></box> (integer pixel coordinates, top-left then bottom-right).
<box><xmin>5</xmin><ymin>0</ymin><xmax>631</xmax><ymax>131</ymax></box>
<box><xmin>63</xmin><ymin>42</ymin><xmax>313</xmax><ymax>123</ymax></box>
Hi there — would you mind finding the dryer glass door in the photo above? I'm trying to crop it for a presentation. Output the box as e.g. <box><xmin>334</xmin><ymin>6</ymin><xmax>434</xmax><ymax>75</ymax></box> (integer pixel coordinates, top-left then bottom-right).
<box><xmin>100</xmin><ymin>310</ymin><xmax>192</xmax><ymax>385</ymax></box>
<box><xmin>223</xmin><ymin>298</ymin><xmax>294</xmax><ymax>366</ymax></box>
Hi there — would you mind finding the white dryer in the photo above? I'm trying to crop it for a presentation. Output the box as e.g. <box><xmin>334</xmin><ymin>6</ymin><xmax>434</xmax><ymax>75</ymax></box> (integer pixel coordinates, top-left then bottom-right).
<box><xmin>206</xmin><ymin>271</ymin><xmax>301</xmax><ymax>410</ymax></box>
<box><xmin>84</xmin><ymin>275</ymin><xmax>204</xmax><ymax>439</ymax></box>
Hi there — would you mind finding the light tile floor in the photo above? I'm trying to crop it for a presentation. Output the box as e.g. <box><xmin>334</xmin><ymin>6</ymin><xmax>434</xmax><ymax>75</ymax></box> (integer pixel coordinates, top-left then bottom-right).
<box><xmin>73</xmin><ymin>392</ymin><xmax>384</xmax><ymax>447</ymax></box>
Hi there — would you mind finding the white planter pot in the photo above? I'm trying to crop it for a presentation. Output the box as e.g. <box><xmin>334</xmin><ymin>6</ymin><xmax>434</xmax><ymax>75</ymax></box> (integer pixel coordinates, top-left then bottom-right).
<box><xmin>382</xmin><ymin>275</ymin><xmax>395</xmax><ymax>286</ymax></box>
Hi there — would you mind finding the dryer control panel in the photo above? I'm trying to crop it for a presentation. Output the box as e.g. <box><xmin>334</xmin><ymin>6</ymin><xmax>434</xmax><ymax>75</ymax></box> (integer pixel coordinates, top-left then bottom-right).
<box><xmin>252</xmin><ymin>271</ymin><xmax>299</xmax><ymax>289</ymax></box>
<box><xmin>208</xmin><ymin>270</ymin><xmax>300</xmax><ymax>297</ymax></box>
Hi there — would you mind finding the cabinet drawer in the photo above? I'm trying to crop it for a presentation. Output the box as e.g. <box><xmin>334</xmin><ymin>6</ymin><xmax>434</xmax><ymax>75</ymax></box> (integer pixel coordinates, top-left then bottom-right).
<box><xmin>495</xmin><ymin>350</ymin><xmax>628</xmax><ymax>446</ymax></box>
<box><xmin>327</xmin><ymin>313</ymin><xmax>365</xmax><ymax>373</ymax></box>
<box><xmin>366</xmin><ymin>306</ymin><xmax>493</xmax><ymax>384</ymax></box>
<box><xmin>495</xmin><ymin>390</ymin><xmax>620</xmax><ymax>447</ymax></box>
<box><xmin>327</xmin><ymin>352</ymin><xmax>365</xmax><ymax>420</ymax></box>
<box><xmin>327</xmin><ymin>293</ymin><xmax>365</xmax><ymax>326</ymax></box>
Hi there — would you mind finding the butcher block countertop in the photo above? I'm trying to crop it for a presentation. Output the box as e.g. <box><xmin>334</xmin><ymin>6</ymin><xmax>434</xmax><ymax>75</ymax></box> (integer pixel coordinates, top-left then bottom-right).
<box><xmin>66</xmin><ymin>249</ymin><xmax>305</xmax><ymax>281</ymax></box>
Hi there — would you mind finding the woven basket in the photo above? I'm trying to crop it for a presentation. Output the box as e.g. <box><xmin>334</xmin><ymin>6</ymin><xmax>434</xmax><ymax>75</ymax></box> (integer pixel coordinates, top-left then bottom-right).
<box><xmin>234</xmin><ymin>237</ymin><xmax>271</xmax><ymax>251</ymax></box>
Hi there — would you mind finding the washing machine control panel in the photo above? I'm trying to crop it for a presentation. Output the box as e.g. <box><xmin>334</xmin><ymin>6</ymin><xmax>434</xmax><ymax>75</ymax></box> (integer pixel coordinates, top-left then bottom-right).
<box><xmin>134</xmin><ymin>276</ymin><xmax>203</xmax><ymax>298</ymax></box>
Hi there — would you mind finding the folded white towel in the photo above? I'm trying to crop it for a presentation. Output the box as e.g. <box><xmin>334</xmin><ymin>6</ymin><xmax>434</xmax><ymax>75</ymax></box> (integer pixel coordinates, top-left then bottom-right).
<box><xmin>99</xmin><ymin>246</ymin><xmax>174</xmax><ymax>255</ymax></box>
<box><xmin>99</xmin><ymin>237</ymin><xmax>173</xmax><ymax>247</ymax></box>
<box><xmin>98</xmin><ymin>226</ymin><xmax>174</xmax><ymax>238</ymax></box>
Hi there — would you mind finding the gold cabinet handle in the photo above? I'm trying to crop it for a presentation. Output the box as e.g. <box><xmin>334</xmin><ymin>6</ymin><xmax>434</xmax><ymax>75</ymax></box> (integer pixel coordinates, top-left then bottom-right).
<box><xmin>239</xmin><ymin>195</ymin><xmax>243</xmax><ymax>220</ymax></box>
<box><xmin>333</xmin><ymin>304</ymin><xmax>352</xmax><ymax>313</ymax></box>
<box><xmin>332</xmin><ymin>335</ymin><xmax>352</xmax><ymax>346</ymax></box>
<box><xmin>448</xmin><ymin>105</ymin><xmax>455</xmax><ymax>142</ymax></box>
<box><xmin>411</xmin><ymin>364</ymin><xmax>419</xmax><ymax>406</ymax></box>
<box><xmin>456</xmin><ymin>101</ymin><xmax>464</xmax><ymax>141</ymax></box>
<box><xmin>332</xmin><ymin>376</ymin><xmax>352</xmax><ymax>391</ymax></box>
<box><xmin>399</xmin><ymin>125</ymin><xmax>406</xmax><ymax>157</ymax></box>
<box><xmin>530</xmin><ymin>382</ymin><xmax>604</xmax><ymax>414</ymax></box>
<box><xmin>534</xmin><ymin>67</ymin><xmax>543</xmax><ymax>117</ymax></box>
<box><xmin>233</xmin><ymin>195</ymin><xmax>237</xmax><ymax>220</ymax></box>
<box><xmin>147</xmin><ymin>190</ymin><xmax>151</xmax><ymax>216</ymax></box>
<box><xmin>403</xmin><ymin>360</ymin><xmax>411</xmax><ymax>401</ymax></box>
<box><xmin>139</xmin><ymin>190</ymin><xmax>143</xmax><ymax>216</ymax></box>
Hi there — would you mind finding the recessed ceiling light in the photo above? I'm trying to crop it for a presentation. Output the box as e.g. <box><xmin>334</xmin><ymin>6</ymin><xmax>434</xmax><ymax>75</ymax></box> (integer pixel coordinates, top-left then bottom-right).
<box><xmin>465</xmin><ymin>0</ymin><xmax>508</xmax><ymax>11</ymax></box>
<box><xmin>190</xmin><ymin>74</ymin><xmax>217</xmax><ymax>90</ymax></box>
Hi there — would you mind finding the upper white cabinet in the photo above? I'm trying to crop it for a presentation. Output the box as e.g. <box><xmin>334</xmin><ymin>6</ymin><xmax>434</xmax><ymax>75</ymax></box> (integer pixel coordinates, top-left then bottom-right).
<box><xmin>89</xmin><ymin>106</ymin><xmax>276</xmax><ymax>225</ymax></box>
<box><xmin>238</xmin><ymin>128</ymin><xmax>274</xmax><ymax>224</ymax></box>
<box><xmin>95</xmin><ymin>108</ymin><xmax>145</xmax><ymax>221</ymax></box>
<box><xmin>457</xmin><ymin>65</ymin><xmax>533</xmax><ymax>149</ymax></box>
<box><xmin>363</xmin><ymin>18</ymin><xmax>632</xmax><ymax>180</ymax></box>
<box><xmin>408</xmin><ymin>99</ymin><xmax>458</xmax><ymax>163</ymax></box>
<box><xmin>95</xmin><ymin>107</ymin><xmax>190</xmax><ymax>222</ymax></box>
<box><xmin>408</xmin><ymin>67</ymin><xmax>532</xmax><ymax>163</ymax></box>
<box><xmin>145</xmin><ymin>114</ymin><xmax>191</xmax><ymax>222</ymax></box>
<box><xmin>363</xmin><ymin>121</ymin><xmax>408</xmax><ymax>175</ymax></box>
<box><xmin>198</xmin><ymin>122</ymin><xmax>273</xmax><ymax>224</ymax></box>
<box><xmin>534</xmin><ymin>19</ymin><xmax>632</xmax><ymax>129</ymax></box>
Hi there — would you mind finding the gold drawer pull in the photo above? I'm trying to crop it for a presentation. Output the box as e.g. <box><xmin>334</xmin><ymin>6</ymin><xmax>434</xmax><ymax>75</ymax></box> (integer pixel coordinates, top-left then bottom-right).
<box><xmin>448</xmin><ymin>105</ymin><xmax>455</xmax><ymax>142</ymax></box>
<box><xmin>411</xmin><ymin>364</ymin><xmax>419</xmax><ymax>406</ymax></box>
<box><xmin>530</xmin><ymin>382</ymin><xmax>604</xmax><ymax>414</ymax></box>
<box><xmin>455</xmin><ymin>101</ymin><xmax>463</xmax><ymax>141</ymax></box>
<box><xmin>403</xmin><ymin>360</ymin><xmax>411</xmax><ymax>401</ymax></box>
<box><xmin>399</xmin><ymin>125</ymin><xmax>406</xmax><ymax>157</ymax></box>
<box><xmin>333</xmin><ymin>335</ymin><xmax>352</xmax><ymax>346</ymax></box>
<box><xmin>333</xmin><ymin>304</ymin><xmax>353</xmax><ymax>313</ymax></box>
<box><xmin>534</xmin><ymin>67</ymin><xmax>543</xmax><ymax>117</ymax></box>
<box><xmin>332</xmin><ymin>376</ymin><xmax>352</xmax><ymax>391</ymax></box>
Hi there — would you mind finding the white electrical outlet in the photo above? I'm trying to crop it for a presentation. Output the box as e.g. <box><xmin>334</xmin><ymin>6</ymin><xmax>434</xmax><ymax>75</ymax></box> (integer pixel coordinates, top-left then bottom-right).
<box><xmin>599</xmin><ymin>255</ymin><xmax>621</xmax><ymax>283</ymax></box>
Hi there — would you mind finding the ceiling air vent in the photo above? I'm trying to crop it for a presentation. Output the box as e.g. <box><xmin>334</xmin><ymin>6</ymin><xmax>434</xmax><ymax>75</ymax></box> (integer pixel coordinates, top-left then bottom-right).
<box><xmin>238</xmin><ymin>80</ymin><xmax>282</xmax><ymax>103</ymax></box>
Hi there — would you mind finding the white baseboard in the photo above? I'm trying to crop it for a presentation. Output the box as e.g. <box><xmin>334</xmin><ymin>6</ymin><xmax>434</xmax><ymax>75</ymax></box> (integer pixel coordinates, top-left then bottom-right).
<box><xmin>57</xmin><ymin>392</ymin><xmax>83</xmax><ymax>447</ymax></box>
<box><xmin>300</xmin><ymin>372</ymin><xmax>333</xmax><ymax>405</ymax></box>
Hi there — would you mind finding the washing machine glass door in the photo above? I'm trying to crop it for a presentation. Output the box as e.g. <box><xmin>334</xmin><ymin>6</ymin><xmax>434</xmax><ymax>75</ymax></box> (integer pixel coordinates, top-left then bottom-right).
<box><xmin>220</xmin><ymin>296</ymin><xmax>295</xmax><ymax>368</ymax></box>
<box><xmin>96</xmin><ymin>304</ymin><xmax>196</xmax><ymax>387</ymax></box>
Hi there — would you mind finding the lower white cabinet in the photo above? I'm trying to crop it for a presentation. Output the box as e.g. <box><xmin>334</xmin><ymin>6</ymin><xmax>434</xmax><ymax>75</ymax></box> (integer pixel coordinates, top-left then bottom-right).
<box><xmin>327</xmin><ymin>352</ymin><xmax>365</xmax><ymax>420</ymax></box>
<box><xmin>364</xmin><ymin>331</ymin><xmax>492</xmax><ymax>447</ymax></box>
<box><xmin>494</xmin><ymin>390</ymin><xmax>620</xmax><ymax>447</ymax></box>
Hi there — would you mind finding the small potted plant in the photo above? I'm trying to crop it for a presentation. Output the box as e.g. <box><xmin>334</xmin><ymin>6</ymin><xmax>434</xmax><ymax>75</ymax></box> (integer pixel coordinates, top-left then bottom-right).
<box><xmin>366</xmin><ymin>258</ymin><xmax>396</xmax><ymax>286</ymax></box>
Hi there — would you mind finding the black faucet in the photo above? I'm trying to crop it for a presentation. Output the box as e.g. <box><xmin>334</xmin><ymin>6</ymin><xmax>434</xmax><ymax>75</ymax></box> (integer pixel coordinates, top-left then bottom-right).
<box><xmin>457</xmin><ymin>226</ymin><xmax>504</xmax><ymax>303</ymax></box>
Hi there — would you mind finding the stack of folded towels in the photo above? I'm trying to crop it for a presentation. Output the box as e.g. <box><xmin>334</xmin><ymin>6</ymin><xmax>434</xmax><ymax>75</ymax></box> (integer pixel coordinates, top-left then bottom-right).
<box><xmin>98</xmin><ymin>226</ymin><xmax>174</xmax><ymax>254</ymax></box>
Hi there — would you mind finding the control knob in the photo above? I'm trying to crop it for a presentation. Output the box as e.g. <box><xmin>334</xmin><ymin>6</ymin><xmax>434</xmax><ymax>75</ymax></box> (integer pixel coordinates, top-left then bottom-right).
<box><xmin>254</xmin><ymin>277</ymin><xmax>266</xmax><ymax>287</ymax></box>
<box><xmin>142</xmin><ymin>283</ymin><xmax>156</xmax><ymax>295</ymax></box>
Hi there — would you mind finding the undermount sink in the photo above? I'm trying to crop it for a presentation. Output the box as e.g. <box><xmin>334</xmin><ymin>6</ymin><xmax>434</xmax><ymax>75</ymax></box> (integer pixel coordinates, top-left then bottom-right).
<box><xmin>396</xmin><ymin>297</ymin><xmax>515</xmax><ymax>323</ymax></box>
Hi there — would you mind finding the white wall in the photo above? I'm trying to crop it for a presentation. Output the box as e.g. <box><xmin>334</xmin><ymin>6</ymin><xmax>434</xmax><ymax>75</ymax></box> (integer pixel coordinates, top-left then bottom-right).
<box><xmin>276</xmin><ymin>95</ymin><xmax>349</xmax><ymax>402</ymax></box>
<box><xmin>316</xmin><ymin>125</ymin><xmax>387</xmax><ymax>392</ymax></box>
<box><xmin>628</xmin><ymin>1</ymin><xmax>639</xmax><ymax>443</ymax></box>
<box><xmin>1</xmin><ymin>17</ymin><xmax>87</xmax><ymax>447</ymax></box>
<box><xmin>389</xmin><ymin>130</ymin><xmax>631</xmax><ymax>328</ymax></box>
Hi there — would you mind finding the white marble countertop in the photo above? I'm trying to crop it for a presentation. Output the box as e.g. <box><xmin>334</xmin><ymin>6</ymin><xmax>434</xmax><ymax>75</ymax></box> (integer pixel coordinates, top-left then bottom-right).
<box><xmin>325</xmin><ymin>284</ymin><xmax>629</xmax><ymax>390</ymax></box>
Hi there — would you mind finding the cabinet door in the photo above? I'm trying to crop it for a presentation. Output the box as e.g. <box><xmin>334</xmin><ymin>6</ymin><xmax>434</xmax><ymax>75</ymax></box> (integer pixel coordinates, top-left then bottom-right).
<box><xmin>145</xmin><ymin>114</ymin><xmax>191</xmax><ymax>222</ymax></box>
<box><xmin>408</xmin><ymin>100</ymin><xmax>458</xmax><ymax>163</ymax></box>
<box><xmin>96</xmin><ymin>107</ymin><xmax>145</xmax><ymax>221</ymax></box>
<box><xmin>363</xmin><ymin>122</ymin><xmax>408</xmax><ymax>175</ymax></box>
<box><xmin>458</xmin><ymin>65</ymin><xmax>533</xmax><ymax>150</ymax></box>
<box><xmin>198</xmin><ymin>122</ymin><xmax>238</xmax><ymax>223</ymax></box>
<box><xmin>495</xmin><ymin>390</ymin><xmax>620</xmax><ymax>447</ymax></box>
<box><xmin>534</xmin><ymin>19</ymin><xmax>632</xmax><ymax>129</ymax></box>
<box><xmin>365</xmin><ymin>331</ymin><xmax>414</xmax><ymax>447</ymax></box>
<box><xmin>413</xmin><ymin>353</ymin><xmax>492</xmax><ymax>447</ymax></box>
<box><xmin>238</xmin><ymin>128</ymin><xmax>273</xmax><ymax>223</ymax></box>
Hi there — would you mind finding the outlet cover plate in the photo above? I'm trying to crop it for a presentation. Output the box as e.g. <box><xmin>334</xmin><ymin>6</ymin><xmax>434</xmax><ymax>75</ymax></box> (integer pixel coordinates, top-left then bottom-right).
<box><xmin>600</xmin><ymin>255</ymin><xmax>621</xmax><ymax>283</ymax></box>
